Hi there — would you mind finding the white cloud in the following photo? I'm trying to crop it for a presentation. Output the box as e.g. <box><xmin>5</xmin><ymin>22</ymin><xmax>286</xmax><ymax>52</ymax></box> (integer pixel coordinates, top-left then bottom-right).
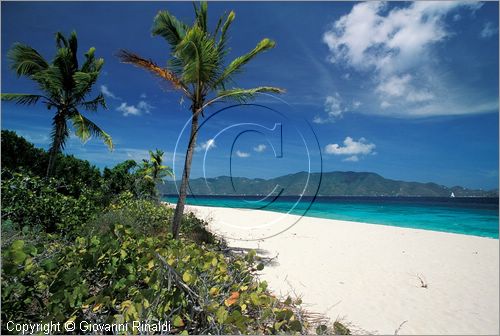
<box><xmin>376</xmin><ymin>74</ymin><xmax>412</xmax><ymax>97</ymax></box>
<box><xmin>380</xmin><ymin>101</ymin><xmax>391</xmax><ymax>109</ymax></box>
<box><xmin>312</xmin><ymin>116</ymin><xmax>328</xmax><ymax>124</ymax></box>
<box><xmin>325</xmin><ymin>93</ymin><xmax>343</xmax><ymax>118</ymax></box>
<box><xmin>117</xmin><ymin>103</ymin><xmax>140</xmax><ymax>116</ymax></box>
<box><xmin>324</xmin><ymin>2</ymin><xmax>480</xmax><ymax>73</ymax></box>
<box><xmin>313</xmin><ymin>93</ymin><xmax>345</xmax><ymax>123</ymax></box>
<box><xmin>325</xmin><ymin>137</ymin><xmax>376</xmax><ymax>162</ymax></box>
<box><xmin>253</xmin><ymin>144</ymin><xmax>267</xmax><ymax>152</ymax></box>
<box><xmin>314</xmin><ymin>93</ymin><xmax>364</xmax><ymax>123</ymax></box>
<box><xmin>235</xmin><ymin>150</ymin><xmax>250</xmax><ymax>158</ymax></box>
<box><xmin>140</xmin><ymin>93</ymin><xmax>147</xmax><ymax>98</ymax></box>
<box><xmin>323</xmin><ymin>1</ymin><xmax>489</xmax><ymax>117</ymax></box>
<box><xmin>480</xmin><ymin>22</ymin><xmax>498</xmax><ymax>38</ymax></box>
<box><xmin>196</xmin><ymin>139</ymin><xmax>216</xmax><ymax>152</ymax></box>
<box><xmin>343</xmin><ymin>155</ymin><xmax>359</xmax><ymax>162</ymax></box>
<box><xmin>116</xmin><ymin>101</ymin><xmax>154</xmax><ymax>117</ymax></box>
<box><xmin>100</xmin><ymin>85</ymin><xmax>120</xmax><ymax>100</ymax></box>
<box><xmin>137</xmin><ymin>101</ymin><xmax>154</xmax><ymax>114</ymax></box>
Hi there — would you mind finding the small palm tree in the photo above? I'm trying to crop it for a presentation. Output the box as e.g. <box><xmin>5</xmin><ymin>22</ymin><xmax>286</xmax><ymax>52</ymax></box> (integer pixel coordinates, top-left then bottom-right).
<box><xmin>2</xmin><ymin>31</ymin><xmax>113</xmax><ymax>177</ymax></box>
<box><xmin>119</xmin><ymin>2</ymin><xmax>284</xmax><ymax>238</ymax></box>
<box><xmin>138</xmin><ymin>149</ymin><xmax>173</xmax><ymax>201</ymax></box>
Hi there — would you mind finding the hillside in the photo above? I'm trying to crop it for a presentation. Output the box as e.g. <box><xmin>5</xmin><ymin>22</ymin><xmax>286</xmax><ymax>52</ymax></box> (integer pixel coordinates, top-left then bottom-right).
<box><xmin>159</xmin><ymin>171</ymin><xmax>498</xmax><ymax>197</ymax></box>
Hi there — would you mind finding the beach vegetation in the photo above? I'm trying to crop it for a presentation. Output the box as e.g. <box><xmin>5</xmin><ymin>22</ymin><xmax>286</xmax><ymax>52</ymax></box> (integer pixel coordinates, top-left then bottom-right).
<box><xmin>1</xmin><ymin>132</ymin><xmax>309</xmax><ymax>334</ymax></box>
<box><xmin>136</xmin><ymin>149</ymin><xmax>173</xmax><ymax>202</ymax></box>
<box><xmin>333</xmin><ymin>321</ymin><xmax>351</xmax><ymax>335</ymax></box>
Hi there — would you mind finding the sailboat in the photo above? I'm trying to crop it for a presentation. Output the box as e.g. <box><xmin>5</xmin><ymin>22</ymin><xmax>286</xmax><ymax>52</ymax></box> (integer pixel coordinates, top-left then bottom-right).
<box><xmin>450</xmin><ymin>192</ymin><xmax>455</xmax><ymax>198</ymax></box>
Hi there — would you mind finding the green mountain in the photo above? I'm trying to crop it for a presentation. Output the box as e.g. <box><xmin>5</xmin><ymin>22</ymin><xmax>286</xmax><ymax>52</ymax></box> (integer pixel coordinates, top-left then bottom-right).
<box><xmin>159</xmin><ymin>171</ymin><xmax>498</xmax><ymax>197</ymax></box>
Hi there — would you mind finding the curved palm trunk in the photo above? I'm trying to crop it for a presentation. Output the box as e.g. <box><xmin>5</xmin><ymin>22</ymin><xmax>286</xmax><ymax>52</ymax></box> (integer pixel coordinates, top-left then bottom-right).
<box><xmin>171</xmin><ymin>113</ymin><xmax>199</xmax><ymax>239</ymax></box>
<box><xmin>46</xmin><ymin>115</ymin><xmax>65</xmax><ymax>177</ymax></box>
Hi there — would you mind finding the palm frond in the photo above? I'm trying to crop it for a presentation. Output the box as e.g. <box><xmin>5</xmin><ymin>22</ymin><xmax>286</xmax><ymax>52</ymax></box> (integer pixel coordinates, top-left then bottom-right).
<box><xmin>117</xmin><ymin>50</ymin><xmax>188</xmax><ymax>95</ymax></box>
<box><xmin>55</xmin><ymin>32</ymin><xmax>68</xmax><ymax>49</ymax></box>
<box><xmin>71</xmin><ymin>113</ymin><xmax>113</xmax><ymax>150</ymax></box>
<box><xmin>68</xmin><ymin>31</ymin><xmax>79</xmax><ymax>68</ymax></box>
<box><xmin>174</xmin><ymin>25</ymin><xmax>220</xmax><ymax>85</ymax></box>
<box><xmin>80</xmin><ymin>93</ymin><xmax>107</xmax><ymax>111</ymax></box>
<box><xmin>194</xmin><ymin>1</ymin><xmax>208</xmax><ymax>32</ymax></box>
<box><xmin>216</xmin><ymin>10</ymin><xmax>235</xmax><ymax>54</ymax></box>
<box><xmin>32</xmin><ymin>65</ymin><xmax>64</xmax><ymax>101</ymax></box>
<box><xmin>152</xmin><ymin>10</ymin><xmax>188</xmax><ymax>48</ymax></box>
<box><xmin>7</xmin><ymin>43</ymin><xmax>49</xmax><ymax>77</ymax></box>
<box><xmin>1</xmin><ymin>93</ymin><xmax>45</xmax><ymax>105</ymax></box>
<box><xmin>214</xmin><ymin>38</ymin><xmax>276</xmax><ymax>88</ymax></box>
<box><xmin>53</xmin><ymin>47</ymin><xmax>76</xmax><ymax>91</ymax></box>
<box><xmin>72</xmin><ymin>71</ymin><xmax>100</xmax><ymax>102</ymax></box>
<box><xmin>206</xmin><ymin>86</ymin><xmax>285</xmax><ymax>107</ymax></box>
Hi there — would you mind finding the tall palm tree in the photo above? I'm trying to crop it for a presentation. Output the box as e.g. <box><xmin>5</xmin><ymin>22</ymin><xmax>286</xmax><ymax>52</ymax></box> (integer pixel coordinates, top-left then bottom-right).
<box><xmin>2</xmin><ymin>31</ymin><xmax>113</xmax><ymax>177</ymax></box>
<box><xmin>138</xmin><ymin>149</ymin><xmax>173</xmax><ymax>201</ymax></box>
<box><xmin>118</xmin><ymin>2</ymin><xmax>284</xmax><ymax>238</ymax></box>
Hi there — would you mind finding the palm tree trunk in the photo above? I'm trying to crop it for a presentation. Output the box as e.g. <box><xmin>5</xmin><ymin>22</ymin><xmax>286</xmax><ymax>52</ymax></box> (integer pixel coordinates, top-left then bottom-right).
<box><xmin>46</xmin><ymin>116</ymin><xmax>65</xmax><ymax>177</ymax></box>
<box><xmin>171</xmin><ymin>113</ymin><xmax>199</xmax><ymax>239</ymax></box>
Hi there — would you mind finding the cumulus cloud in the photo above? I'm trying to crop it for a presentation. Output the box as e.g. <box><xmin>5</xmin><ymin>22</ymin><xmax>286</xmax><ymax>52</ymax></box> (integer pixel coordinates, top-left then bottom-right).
<box><xmin>235</xmin><ymin>150</ymin><xmax>250</xmax><ymax>158</ymax></box>
<box><xmin>116</xmin><ymin>100</ymin><xmax>154</xmax><ymax>117</ymax></box>
<box><xmin>137</xmin><ymin>101</ymin><xmax>154</xmax><ymax>114</ymax></box>
<box><xmin>343</xmin><ymin>155</ymin><xmax>359</xmax><ymax>162</ymax></box>
<box><xmin>253</xmin><ymin>144</ymin><xmax>267</xmax><ymax>152</ymax></box>
<box><xmin>196</xmin><ymin>139</ymin><xmax>216</xmax><ymax>152</ymax></box>
<box><xmin>324</xmin><ymin>137</ymin><xmax>376</xmax><ymax>162</ymax></box>
<box><xmin>314</xmin><ymin>93</ymin><xmax>363</xmax><ymax>123</ymax></box>
<box><xmin>100</xmin><ymin>85</ymin><xmax>120</xmax><ymax>100</ymax></box>
<box><xmin>324</xmin><ymin>2</ymin><xmax>480</xmax><ymax>72</ymax></box>
<box><xmin>313</xmin><ymin>93</ymin><xmax>348</xmax><ymax>123</ymax></box>
<box><xmin>323</xmin><ymin>1</ymin><xmax>491</xmax><ymax>117</ymax></box>
<box><xmin>480</xmin><ymin>22</ymin><xmax>498</xmax><ymax>38</ymax></box>
<box><xmin>325</xmin><ymin>93</ymin><xmax>343</xmax><ymax>117</ymax></box>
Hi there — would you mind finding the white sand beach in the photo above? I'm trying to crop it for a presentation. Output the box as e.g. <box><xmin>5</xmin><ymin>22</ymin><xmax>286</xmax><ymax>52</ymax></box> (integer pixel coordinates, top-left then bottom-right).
<box><xmin>186</xmin><ymin>205</ymin><xmax>499</xmax><ymax>335</ymax></box>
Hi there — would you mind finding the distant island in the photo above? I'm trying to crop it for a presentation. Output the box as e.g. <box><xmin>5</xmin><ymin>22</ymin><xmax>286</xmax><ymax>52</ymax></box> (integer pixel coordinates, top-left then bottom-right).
<box><xmin>160</xmin><ymin>171</ymin><xmax>499</xmax><ymax>197</ymax></box>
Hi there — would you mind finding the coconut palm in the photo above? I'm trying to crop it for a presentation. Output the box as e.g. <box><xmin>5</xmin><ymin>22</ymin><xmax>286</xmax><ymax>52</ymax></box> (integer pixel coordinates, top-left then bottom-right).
<box><xmin>138</xmin><ymin>149</ymin><xmax>173</xmax><ymax>201</ymax></box>
<box><xmin>2</xmin><ymin>31</ymin><xmax>113</xmax><ymax>177</ymax></box>
<box><xmin>118</xmin><ymin>2</ymin><xmax>284</xmax><ymax>238</ymax></box>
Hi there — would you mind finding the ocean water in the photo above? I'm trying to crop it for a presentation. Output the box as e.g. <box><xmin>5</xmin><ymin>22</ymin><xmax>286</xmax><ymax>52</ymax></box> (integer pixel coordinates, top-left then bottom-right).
<box><xmin>162</xmin><ymin>195</ymin><xmax>499</xmax><ymax>239</ymax></box>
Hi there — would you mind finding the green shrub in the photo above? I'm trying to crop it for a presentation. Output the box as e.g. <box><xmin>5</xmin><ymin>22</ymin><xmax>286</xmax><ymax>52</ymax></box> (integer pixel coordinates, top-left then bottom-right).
<box><xmin>1</xmin><ymin>171</ymin><xmax>99</xmax><ymax>233</ymax></box>
<box><xmin>2</xmin><ymin>222</ymin><xmax>307</xmax><ymax>334</ymax></box>
<box><xmin>1</xmin><ymin>130</ymin><xmax>102</xmax><ymax>193</ymax></box>
<box><xmin>89</xmin><ymin>192</ymin><xmax>173</xmax><ymax>236</ymax></box>
<box><xmin>181</xmin><ymin>211</ymin><xmax>217</xmax><ymax>244</ymax></box>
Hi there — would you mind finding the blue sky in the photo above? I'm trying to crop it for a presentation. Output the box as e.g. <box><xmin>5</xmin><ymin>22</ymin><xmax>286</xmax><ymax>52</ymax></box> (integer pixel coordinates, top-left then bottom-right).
<box><xmin>1</xmin><ymin>1</ymin><xmax>498</xmax><ymax>189</ymax></box>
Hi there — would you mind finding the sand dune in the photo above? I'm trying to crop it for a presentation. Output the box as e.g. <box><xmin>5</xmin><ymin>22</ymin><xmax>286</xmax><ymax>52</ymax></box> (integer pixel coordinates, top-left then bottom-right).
<box><xmin>186</xmin><ymin>205</ymin><xmax>499</xmax><ymax>335</ymax></box>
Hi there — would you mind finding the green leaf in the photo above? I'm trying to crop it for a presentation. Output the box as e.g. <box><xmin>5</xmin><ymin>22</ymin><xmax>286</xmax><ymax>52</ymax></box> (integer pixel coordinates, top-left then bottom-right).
<box><xmin>289</xmin><ymin>320</ymin><xmax>303</xmax><ymax>332</ymax></box>
<box><xmin>182</xmin><ymin>271</ymin><xmax>193</xmax><ymax>284</ymax></box>
<box><xmin>216</xmin><ymin>306</ymin><xmax>228</xmax><ymax>324</ymax></box>
<box><xmin>11</xmin><ymin>240</ymin><xmax>25</xmax><ymax>251</ymax></box>
<box><xmin>173</xmin><ymin>315</ymin><xmax>185</xmax><ymax>327</ymax></box>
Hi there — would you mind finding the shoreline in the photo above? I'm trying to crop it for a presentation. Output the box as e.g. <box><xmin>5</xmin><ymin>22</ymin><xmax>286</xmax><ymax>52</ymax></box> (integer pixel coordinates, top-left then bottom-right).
<box><xmin>186</xmin><ymin>204</ymin><xmax>499</xmax><ymax>335</ymax></box>
<box><xmin>162</xmin><ymin>197</ymin><xmax>499</xmax><ymax>239</ymax></box>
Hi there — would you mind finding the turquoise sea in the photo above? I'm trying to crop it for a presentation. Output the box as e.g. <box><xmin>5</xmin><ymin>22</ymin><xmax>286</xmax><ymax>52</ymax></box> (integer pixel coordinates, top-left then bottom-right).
<box><xmin>163</xmin><ymin>195</ymin><xmax>499</xmax><ymax>239</ymax></box>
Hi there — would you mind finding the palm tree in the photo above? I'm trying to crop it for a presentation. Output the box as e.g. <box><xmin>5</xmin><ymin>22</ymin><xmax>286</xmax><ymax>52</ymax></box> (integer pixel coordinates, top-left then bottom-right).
<box><xmin>118</xmin><ymin>2</ymin><xmax>284</xmax><ymax>238</ymax></box>
<box><xmin>138</xmin><ymin>149</ymin><xmax>173</xmax><ymax>201</ymax></box>
<box><xmin>2</xmin><ymin>31</ymin><xmax>113</xmax><ymax>177</ymax></box>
